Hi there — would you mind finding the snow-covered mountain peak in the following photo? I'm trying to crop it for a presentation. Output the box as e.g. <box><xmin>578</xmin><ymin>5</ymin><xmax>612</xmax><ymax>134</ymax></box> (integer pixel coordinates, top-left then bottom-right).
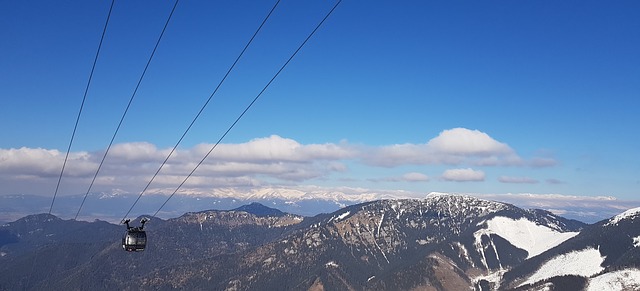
<box><xmin>424</xmin><ymin>192</ymin><xmax>510</xmax><ymax>216</ymax></box>
<box><xmin>425</xmin><ymin>191</ymin><xmax>452</xmax><ymax>198</ymax></box>
<box><xmin>188</xmin><ymin>187</ymin><xmax>406</xmax><ymax>203</ymax></box>
<box><xmin>606</xmin><ymin>207</ymin><xmax>640</xmax><ymax>226</ymax></box>
<box><xmin>96</xmin><ymin>188</ymin><xmax>130</xmax><ymax>199</ymax></box>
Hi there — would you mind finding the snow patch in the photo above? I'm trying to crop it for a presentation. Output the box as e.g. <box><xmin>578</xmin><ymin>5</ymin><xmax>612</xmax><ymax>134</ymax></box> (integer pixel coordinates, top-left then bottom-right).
<box><xmin>634</xmin><ymin>236</ymin><xmax>640</xmax><ymax>248</ymax></box>
<box><xmin>262</xmin><ymin>257</ymin><xmax>275</xmax><ymax>265</ymax></box>
<box><xmin>376</xmin><ymin>212</ymin><xmax>384</xmax><ymax>236</ymax></box>
<box><xmin>455</xmin><ymin>242</ymin><xmax>474</xmax><ymax>267</ymax></box>
<box><xmin>426</xmin><ymin>192</ymin><xmax>452</xmax><ymax>198</ymax></box>
<box><xmin>474</xmin><ymin>217</ymin><xmax>578</xmax><ymax>259</ymax></box>
<box><xmin>606</xmin><ymin>207</ymin><xmax>640</xmax><ymax>226</ymax></box>
<box><xmin>416</xmin><ymin>238</ymin><xmax>436</xmax><ymax>245</ymax></box>
<box><xmin>336</xmin><ymin>211</ymin><xmax>350</xmax><ymax>220</ymax></box>
<box><xmin>333</xmin><ymin>211</ymin><xmax>350</xmax><ymax>222</ymax></box>
<box><xmin>325</xmin><ymin>261</ymin><xmax>339</xmax><ymax>268</ymax></box>
<box><xmin>586</xmin><ymin>268</ymin><xmax>640</xmax><ymax>291</ymax></box>
<box><xmin>520</xmin><ymin>247</ymin><xmax>605</xmax><ymax>287</ymax></box>
<box><xmin>472</xmin><ymin>270</ymin><xmax>506</xmax><ymax>289</ymax></box>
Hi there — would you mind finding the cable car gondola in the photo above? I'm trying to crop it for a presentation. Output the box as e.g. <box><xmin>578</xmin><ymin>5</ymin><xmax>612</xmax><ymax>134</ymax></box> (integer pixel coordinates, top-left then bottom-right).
<box><xmin>122</xmin><ymin>218</ymin><xmax>148</xmax><ymax>252</ymax></box>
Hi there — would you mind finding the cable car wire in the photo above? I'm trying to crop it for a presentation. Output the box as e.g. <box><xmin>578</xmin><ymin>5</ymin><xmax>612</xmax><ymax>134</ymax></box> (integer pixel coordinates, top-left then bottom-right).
<box><xmin>49</xmin><ymin>0</ymin><xmax>116</xmax><ymax>215</ymax></box>
<box><xmin>151</xmin><ymin>0</ymin><xmax>342</xmax><ymax>219</ymax></box>
<box><xmin>31</xmin><ymin>0</ymin><xmax>116</xmax><ymax>285</ymax></box>
<box><xmin>120</xmin><ymin>0</ymin><xmax>283</xmax><ymax>222</ymax></box>
<box><xmin>74</xmin><ymin>0</ymin><xmax>181</xmax><ymax>220</ymax></box>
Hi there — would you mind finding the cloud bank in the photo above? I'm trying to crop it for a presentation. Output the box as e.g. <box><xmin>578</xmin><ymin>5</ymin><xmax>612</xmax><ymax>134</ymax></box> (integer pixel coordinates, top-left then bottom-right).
<box><xmin>0</xmin><ymin>128</ymin><xmax>557</xmax><ymax>196</ymax></box>
<box><xmin>441</xmin><ymin>168</ymin><xmax>485</xmax><ymax>182</ymax></box>
<box><xmin>498</xmin><ymin>176</ymin><xmax>540</xmax><ymax>184</ymax></box>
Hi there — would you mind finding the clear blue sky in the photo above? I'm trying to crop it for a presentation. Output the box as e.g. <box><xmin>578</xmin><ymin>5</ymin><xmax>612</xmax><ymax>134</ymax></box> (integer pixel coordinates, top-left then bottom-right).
<box><xmin>1</xmin><ymin>1</ymin><xmax>639</xmax><ymax>201</ymax></box>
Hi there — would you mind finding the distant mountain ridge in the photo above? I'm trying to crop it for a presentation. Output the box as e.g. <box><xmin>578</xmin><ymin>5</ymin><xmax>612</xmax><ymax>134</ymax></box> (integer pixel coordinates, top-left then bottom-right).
<box><xmin>2</xmin><ymin>189</ymin><xmax>635</xmax><ymax>223</ymax></box>
<box><xmin>232</xmin><ymin>202</ymin><xmax>286</xmax><ymax>217</ymax></box>
<box><xmin>1</xmin><ymin>194</ymin><xmax>639</xmax><ymax>290</ymax></box>
<box><xmin>0</xmin><ymin>189</ymin><xmax>373</xmax><ymax>222</ymax></box>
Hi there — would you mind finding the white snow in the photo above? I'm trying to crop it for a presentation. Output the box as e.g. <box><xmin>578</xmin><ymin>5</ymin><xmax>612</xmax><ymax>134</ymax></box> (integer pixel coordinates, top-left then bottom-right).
<box><xmin>333</xmin><ymin>211</ymin><xmax>350</xmax><ymax>222</ymax></box>
<box><xmin>325</xmin><ymin>261</ymin><xmax>339</xmax><ymax>268</ymax></box>
<box><xmin>426</xmin><ymin>192</ymin><xmax>451</xmax><ymax>198</ymax></box>
<box><xmin>474</xmin><ymin>217</ymin><xmax>578</xmax><ymax>259</ymax></box>
<box><xmin>634</xmin><ymin>236</ymin><xmax>640</xmax><ymax>248</ymax></box>
<box><xmin>262</xmin><ymin>257</ymin><xmax>275</xmax><ymax>265</ymax></box>
<box><xmin>376</xmin><ymin>212</ymin><xmax>384</xmax><ymax>236</ymax></box>
<box><xmin>455</xmin><ymin>242</ymin><xmax>474</xmax><ymax>267</ymax></box>
<box><xmin>520</xmin><ymin>247</ymin><xmax>605</xmax><ymax>287</ymax></box>
<box><xmin>472</xmin><ymin>270</ymin><xmax>507</xmax><ymax>290</ymax></box>
<box><xmin>606</xmin><ymin>207</ymin><xmax>640</xmax><ymax>226</ymax></box>
<box><xmin>181</xmin><ymin>186</ymin><xmax>405</xmax><ymax>203</ymax></box>
<box><xmin>586</xmin><ymin>268</ymin><xmax>640</xmax><ymax>291</ymax></box>
<box><xmin>538</xmin><ymin>283</ymin><xmax>554</xmax><ymax>291</ymax></box>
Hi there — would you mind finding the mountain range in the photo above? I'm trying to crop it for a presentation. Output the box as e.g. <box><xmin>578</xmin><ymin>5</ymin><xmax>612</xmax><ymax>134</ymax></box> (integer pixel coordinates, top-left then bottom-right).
<box><xmin>2</xmin><ymin>188</ymin><xmax>631</xmax><ymax>224</ymax></box>
<box><xmin>0</xmin><ymin>188</ymin><xmax>384</xmax><ymax>223</ymax></box>
<box><xmin>1</xmin><ymin>193</ymin><xmax>639</xmax><ymax>290</ymax></box>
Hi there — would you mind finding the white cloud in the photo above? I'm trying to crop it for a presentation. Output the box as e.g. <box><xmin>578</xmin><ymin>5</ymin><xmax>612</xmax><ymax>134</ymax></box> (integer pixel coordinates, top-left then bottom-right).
<box><xmin>402</xmin><ymin>172</ymin><xmax>430</xmax><ymax>182</ymax></box>
<box><xmin>426</xmin><ymin>128</ymin><xmax>513</xmax><ymax>156</ymax></box>
<box><xmin>0</xmin><ymin>147</ymin><xmax>95</xmax><ymax>177</ymax></box>
<box><xmin>363</xmin><ymin>128</ymin><xmax>531</xmax><ymax>167</ymax></box>
<box><xmin>498</xmin><ymin>176</ymin><xmax>539</xmax><ymax>184</ymax></box>
<box><xmin>0</xmin><ymin>136</ymin><xmax>355</xmax><ymax>195</ymax></box>
<box><xmin>441</xmin><ymin>168</ymin><xmax>485</xmax><ymax>182</ymax></box>
<box><xmin>108</xmin><ymin>142</ymin><xmax>167</xmax><ymax>163</ymax></box>
<box><xmin>371</xmin><ymin>172</ymin><xmax>430</xmax><ymax>183</ymax></box>
<box><xmin>202</xmin><ymin>135</ymin><xmax>355</xmax><ymax>163</ymax></box>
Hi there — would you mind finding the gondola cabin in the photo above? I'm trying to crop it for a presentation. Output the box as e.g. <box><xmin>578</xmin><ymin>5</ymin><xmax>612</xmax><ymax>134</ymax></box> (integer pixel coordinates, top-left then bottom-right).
<box><xmin>122</xmin><ymin>229</ymin><xmax>146</xmax><ymax>252</ymax></box>
<box><xmin>122</xmin><ymin>218</ymin><xmax>148</xmax><ymax>252</ymax></box>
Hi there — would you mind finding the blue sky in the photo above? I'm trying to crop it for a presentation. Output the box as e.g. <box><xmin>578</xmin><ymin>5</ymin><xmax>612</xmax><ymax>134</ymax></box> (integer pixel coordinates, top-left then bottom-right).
<box><xmin>1</xmin><ymin>1</ymin><xmax>639</xmax><ymax>206</ymax></box>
